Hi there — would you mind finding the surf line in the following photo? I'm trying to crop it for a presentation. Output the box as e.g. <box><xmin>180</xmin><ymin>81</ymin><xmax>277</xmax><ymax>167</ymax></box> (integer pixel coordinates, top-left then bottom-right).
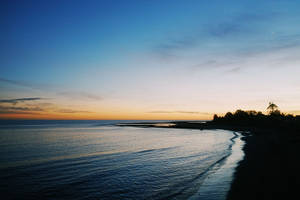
<box><xmin>189</xmin><ymin>131</ymin><xmax>245</xmax><ymax>200</ymax></box>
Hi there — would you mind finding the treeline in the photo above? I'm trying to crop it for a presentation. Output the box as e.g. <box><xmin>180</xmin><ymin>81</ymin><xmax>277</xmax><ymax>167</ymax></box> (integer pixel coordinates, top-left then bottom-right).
<box><xmin>213</xmin><ymin>109</ymin><xmax>300</xmax><ymax>131</ymax></box>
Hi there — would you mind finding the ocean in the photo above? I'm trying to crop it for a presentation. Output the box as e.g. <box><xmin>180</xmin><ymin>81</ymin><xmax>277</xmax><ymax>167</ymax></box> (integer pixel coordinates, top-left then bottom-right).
<box><xmin>0</xmin><ymin>120</ymin><xmax>244</xmax><ymax>200</ymax></box>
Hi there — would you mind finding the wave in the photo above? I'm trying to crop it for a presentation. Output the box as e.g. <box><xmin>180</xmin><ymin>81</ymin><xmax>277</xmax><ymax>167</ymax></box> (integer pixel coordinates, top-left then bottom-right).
<box><xmin>0</xmin><ymin>125</ymin><xmax>238</xmax><ymax>200</ymax></box>
<box><xmin>189</xmin><ymin>132</ymin><xmax>244</xmax><ymax>200</ymax></box>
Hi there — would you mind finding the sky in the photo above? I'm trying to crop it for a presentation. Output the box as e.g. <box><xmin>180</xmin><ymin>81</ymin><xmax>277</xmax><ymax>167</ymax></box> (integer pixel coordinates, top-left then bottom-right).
<box><xmin>1</xmin><ymin>0</ymin><xmax>300</xmax><ymax>120</ymax></box>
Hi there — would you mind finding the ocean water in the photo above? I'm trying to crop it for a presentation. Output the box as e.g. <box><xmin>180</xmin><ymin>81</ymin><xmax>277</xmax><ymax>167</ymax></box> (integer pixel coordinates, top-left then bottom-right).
<box><xmin>0</xmin><ymin>120</ymin><xmax>244</xmax><ymax>200</ymax></box>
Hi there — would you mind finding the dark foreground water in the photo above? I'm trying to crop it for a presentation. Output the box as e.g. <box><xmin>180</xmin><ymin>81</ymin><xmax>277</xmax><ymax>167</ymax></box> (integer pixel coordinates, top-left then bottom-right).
<box><xmin>0</xmin><ymin>121</ymin><xmax>244</xmax><ymax>200</ymax></box>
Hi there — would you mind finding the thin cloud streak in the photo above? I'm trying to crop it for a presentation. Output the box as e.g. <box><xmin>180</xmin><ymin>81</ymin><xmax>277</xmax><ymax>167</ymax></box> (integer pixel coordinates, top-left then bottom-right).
<box><xmin>225</xmin><ymin>67</ymin><xmax>241</xmax><ymax>73</ymax></box>
<box><xmin>0</xmin><ymin>77</ymin><xmax>50</xmax><ymax>90</ymax></box>
<box><xmin>56</xmin><ymin>109</ymin><xmax>93</xmax><ymax>114</ymax></box>
<box><xmin>0</xmin><ymin>105</ymin><xmax>44</xmax><ymax>112</ymax></box>
<box><xmin>153</xmin><ymin>12</ymin><xmax>279</xmax><ymax>62</ymax></box>
<box><xmin>148</xmin><ymin>110</ymin><xmax>211</xmax><ymax>115</ymax></box>
<box><xmin>57</xmin><ymin>91</ymin><xmax>102</xmax><ymax>101</ymax></box>
<box><xmin>0</xmin><ymin>97</ymin><xmax>93</xmax><ymax>115</ymax></box>
<box><xmin>0</xmin><ymin>97</ymin><xmax>44</xmax><ymax>104</ymax></box>
<box><xmin>155</xmin><ymin>36</ymin><xmax>197</xmax><ymax>52</ymax></box>
<box><xmin>0</xmin><ymin>103</ymin><xmax>93</xmax><ymax>115</ymax></box>
<box><xmin>0</xmin><ymin>110</ymin><xmax>41</xmax><ymax>115</ymax></box>
<box><xmin>188</xmin><ymin>34</ymin><xmax>300</xmax><ymax>72</ymax></box>
<box><xmin>0</xmin><ymin>105</ymin><xmax>45</xmax><ymax>115</ymax></box>
<box><xmin>205</xmin><ymin>12</ymin><xmax>278</xmax><ymax>38</ymax></box>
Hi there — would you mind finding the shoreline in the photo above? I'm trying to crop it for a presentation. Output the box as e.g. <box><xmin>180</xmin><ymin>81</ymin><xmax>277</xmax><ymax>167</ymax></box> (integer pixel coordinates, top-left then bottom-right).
<box><xmin>117</xmin><ymin>121</ymin><xmax>300</xmax><ymax>200</ymax></box>
<box><xmin>189</xmin><ymin>131</ymin><xmax>244</xmax><ymax>200</ymax></box>
<box><xmin>226</xmin><ymin>130</ymin><xmax>300</xmax><ymax>199</ymax></box>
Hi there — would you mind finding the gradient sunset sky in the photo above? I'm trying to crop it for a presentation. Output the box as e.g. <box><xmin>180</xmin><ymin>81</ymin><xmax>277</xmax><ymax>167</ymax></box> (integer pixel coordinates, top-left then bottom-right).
<box><xmin>1</xmin><ymin>0</ymin><xmax>300</xmax><ymax>120</ymax></box>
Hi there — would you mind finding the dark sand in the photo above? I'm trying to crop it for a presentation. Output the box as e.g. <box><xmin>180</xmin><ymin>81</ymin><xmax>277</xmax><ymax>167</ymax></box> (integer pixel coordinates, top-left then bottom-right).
<box><xmin>227</xmin><ymin>131</ymin><xmax>300</xmax><ymax>200</ymax></box>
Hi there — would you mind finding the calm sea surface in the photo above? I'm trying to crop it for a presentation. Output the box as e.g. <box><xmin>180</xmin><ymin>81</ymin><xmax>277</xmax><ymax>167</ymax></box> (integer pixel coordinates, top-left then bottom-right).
<box><xmin>0</xmin><ymin>120</ymin><xmax>243</xmax><ymax>200</ymax></box>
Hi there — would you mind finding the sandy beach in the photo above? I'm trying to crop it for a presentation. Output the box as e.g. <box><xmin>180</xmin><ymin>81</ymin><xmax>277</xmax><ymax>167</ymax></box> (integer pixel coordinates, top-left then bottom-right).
<box><xmin>227</xmin><ymin>131</ymin><xmax>300</xmax><ymax>199</ymax></box>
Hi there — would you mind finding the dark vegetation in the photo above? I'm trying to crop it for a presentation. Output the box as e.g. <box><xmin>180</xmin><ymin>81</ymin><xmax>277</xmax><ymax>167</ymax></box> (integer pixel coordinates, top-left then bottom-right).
<box><xmin>220</xmin><ymin>103</ymin><xmax>300</xmax><ymax>200</ymax></box>
<box><xmin>156</xmin><ymin>103</ymin><xmax>300</xmax><ymax>135</ymax></box>
<box><xmin>212</xmin><ymin>107</ymin><xmax>300</xmax><ymax>134</ymax></box>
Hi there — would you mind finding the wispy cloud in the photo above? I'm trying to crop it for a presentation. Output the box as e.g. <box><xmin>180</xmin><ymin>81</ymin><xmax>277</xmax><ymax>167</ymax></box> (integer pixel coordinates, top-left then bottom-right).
<box><xmin>225</xmin><ymin>67</ymin><xmax>241</xmax><ymax>73</ymax></box>
<box><xmin>155</xmin><ymin>36</ymin><xmax>197</xmax><ymax>52</ymax></box>
<box><xmin>0</xmin><ymin>101</ymin><xmax>93</xmax><ymax>115</ymax></box>
<box><xmin>206</xmin><ymin>22</ymin><xmax>243</xmax><ymax>38</ymax></box>
<box><xmin>57</xmin><ymin>91</ymin><xmax>102</xmax><ymax>101</ymax></box>
<box><xmin>0</xmin><ymin>105</ymin><xmax>44</xmax><ymax>112</ymax></box>
<box><xmin>152</xmin><ymin>12</ymin><xmax>280</xmax><ymax>62</ymax></box>
<box><xmin>191</xmin><ymin>59</ymin><xmax>238</xmax><ymax>70</ymax></box>
<box><xmin>205</xmin><ymin>13</ymin><xmax>278</xmax><ymax>38</ymax></box>
<box><xmin>0</xmin><ymin>97</ymin><xmax>46</xmax><ymax>115</ymax></box>
<box><xmin>188</xmin><ymin>33</ymin><xmax>300</xmax><ymax>72</ymax></box>
<box><xmin>237</xmin><ymin>34</ymin><xmax>300</xmax><ymax>57</ymax></box>
<box><xmin>56</xmin><ymin>108</ymin><xmax>92</xmax><ymax>114</ymax></box>
<box><xmin>1</xmin><ymin>77</ymin><xmax>103</xmax><ymax>102</ymax></box>
<box><xmin>0</xmin><ymin>110</ymin><xmax>41</xmax><ymax>115</ymax></box>
<box><xmin>148</xmin><ymin>110</ymin><xmax>211</xmax><ymax>115</ymax></box>
<box><xmin>0</xmin><ymin>77</ymin><xmax>49</xmax><ymax>90</ymax></box>
<box><xmin>0</xmin><ymin>97</ymin><xmax>44</xmax><ymax>104</ymax></box>
<box><xmin>0</xmin><ymin>105</ymin><xmax>45</xmax><ymax>115</ymax></box>
<box><xmin>153</xmin><ymin>35</ymin><xmax>198</xmax><ymax>61</ymax></box>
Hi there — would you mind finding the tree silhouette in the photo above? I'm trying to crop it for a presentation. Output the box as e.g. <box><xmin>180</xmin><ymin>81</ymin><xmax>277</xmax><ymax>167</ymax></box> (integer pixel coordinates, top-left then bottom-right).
<box><xmin>267</xmin><ymin>102</ymin><xmax>278</xmax><ymax>113</ymax></box>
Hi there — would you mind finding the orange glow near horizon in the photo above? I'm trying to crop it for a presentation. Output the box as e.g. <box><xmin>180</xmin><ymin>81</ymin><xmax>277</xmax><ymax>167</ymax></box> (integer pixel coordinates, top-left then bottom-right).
<box><xmin>0</xmin><ymin>97</ymin><xmax>299</xmax><ymax>121</ymax></box>
<box><xmin>1</xmin><ymin>109</ymin><xmax>299</xmax><ymax>120</ymax></box>
<box><xmin>0</xmin><ymin>112</ymin><xmax>214</xmax><ymax>120</ymax></box>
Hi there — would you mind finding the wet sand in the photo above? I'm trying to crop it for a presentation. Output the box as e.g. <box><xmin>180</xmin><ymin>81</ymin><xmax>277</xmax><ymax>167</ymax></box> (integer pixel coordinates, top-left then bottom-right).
<box><xmin>227</xmin><ymin>131</ymin><xmax>300</xmax><ymax>200</ymax></box>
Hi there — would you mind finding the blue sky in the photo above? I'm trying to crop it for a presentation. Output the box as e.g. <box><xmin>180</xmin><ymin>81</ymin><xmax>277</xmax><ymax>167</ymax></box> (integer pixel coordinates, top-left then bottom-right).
<box><xmin>1</xmin><ymin>0</ymin><xmax>300</xmax><ymax>119</ymax></box>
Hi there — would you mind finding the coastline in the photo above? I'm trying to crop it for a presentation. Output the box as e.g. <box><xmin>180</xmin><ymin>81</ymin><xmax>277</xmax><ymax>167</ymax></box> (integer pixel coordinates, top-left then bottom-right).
<box><xmin>117</xmin><ymin>122</ymin><xmax>246</xmax><ymax>199</ymax></box>
<box><xmin>118</xmin><ymin>121</ymin><xmax>300</xmax><ymax>200</ymax></box>
<box><xmin>226</xmin><ymin>130</ymin><xmax>300</xmax><ymax>200</ymax></box>
<box><xmin>189</xmin><ymin>132</ymin><xmax>244</xmax><ymax>200</ymax></box>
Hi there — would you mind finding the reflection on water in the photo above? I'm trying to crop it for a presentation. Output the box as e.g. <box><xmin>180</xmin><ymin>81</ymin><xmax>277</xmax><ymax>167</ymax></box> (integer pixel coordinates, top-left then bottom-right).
<box><xmin>116</xmin><ymin>122</ymin><xmax>176</xmax><ymax>127</ymax></box>
<box><xmin>0</xmin><ymin>122</ymin><xmax>242</xmax><ymax>199</ymax></box>
<box><xmin>189</xmin><ymin>132</ymin><xmax>244</xmax><ymax>200</ymax></box>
